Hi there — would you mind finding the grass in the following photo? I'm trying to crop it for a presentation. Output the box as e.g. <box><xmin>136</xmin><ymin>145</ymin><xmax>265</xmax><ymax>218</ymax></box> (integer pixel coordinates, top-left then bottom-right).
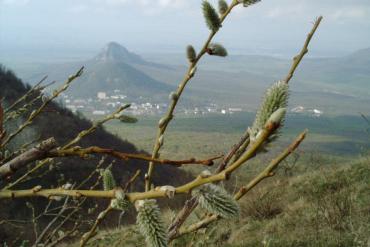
<box><xmin>102</xmin><ymin>112</ymin><xmax>370</xmax><ymax>159</ymax></box>
<box><xmin>71</xmin><ymin>154</ymin><xmax>370</xmax><ymax>247</ymax></box>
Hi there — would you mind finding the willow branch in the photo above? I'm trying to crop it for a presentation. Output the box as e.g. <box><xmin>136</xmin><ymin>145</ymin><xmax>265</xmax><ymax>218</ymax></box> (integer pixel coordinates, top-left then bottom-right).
<box><xmin>145</xmin><ymin>0</ymin><xmax>244</xmax><ymax>191</ymax></box>
<box><xmin>0</xmin><ymin>116</ymin><xmax>279</xmax><ymax>200</ymax></box>
<box><xmin>0</xmin><ymin>67</ymin><xmax>84</xmax><ymax>149</ymax></box>
<box><xmin>62</xmin><ymin>104</ymin><xmax>130</xmax><ymax>149</ymax></box>
<box><xmin>216</xmin><ymin>129</ymin><xmax>250</xmax><ymax>173</ymax></box>
<box><xmin>2</xmin><ymin>105</ymin><xmax>128</xmax><ymax>190</ymax></box>
<box><xmin>169</xmin><ymin>129</ymin><xmax>250</xmax><ymax>239</ymax></box>
<box><xmin>4</xmin><ymin>75</ymin><xmax>47</xmax><ymax>114</ymax></box>
<box><xmin>79</xmin><ymin>204</ymin><xmax>112</xmax><ymax>247</ymax></box>
<box><xmin>283</xmin><ymin>16</ymin><xmax>323</xmax><ymax>84</ymax></box>
<box><xmin>175</xmin><ymin>130</ymin><xmax>307</xmax><ymax>238</ymax></box>
<box><xmin>79</xmin><ymin>168</ymin><xmax>139</xmax><ymax>247</ymax></box>
<box><xmin>50</xmin><ymin>146</ymin><xmax>222</xmax><ymax>167</ymax></box>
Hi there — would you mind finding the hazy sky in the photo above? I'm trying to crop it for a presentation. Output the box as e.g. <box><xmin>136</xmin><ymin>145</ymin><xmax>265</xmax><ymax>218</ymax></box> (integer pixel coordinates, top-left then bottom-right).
<box><xmin>1</xmin><ymin>0</ymin><xmax>370</xmax><ymax>58</ymax></box>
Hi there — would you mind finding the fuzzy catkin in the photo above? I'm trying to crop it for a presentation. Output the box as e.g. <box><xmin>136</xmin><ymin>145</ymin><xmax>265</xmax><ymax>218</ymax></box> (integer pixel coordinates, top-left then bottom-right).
<box><xmin>218</xmin><ymin>0</ymin><xmax>228</xmax><ymax>15</ymax></box>
<box><xmin>102</xmin><ymin>169</ymin><xmax>116</xmax><ymax>191</ymax></box>
<box><xmin>242</xmin><ymin>0</ymin><xmax>261</xmax><ymax>7</ymax></box>
<box><xmin>192</xmin><ymin>184</ymin><xmax>240</xmax><ymax>219</ymax></box>
<box><xmin>136</xmin><ymin>200</ymin><xmax>168</xmax><ymax>247</ymax></box>
<box><xmin>250</xmin><ymin>81</ymin><xmax>289</xmax><ymax>142</ymax></box>
<box><xmin>207</xmin><ymin>43</ymin><xmax>228</xmax><ymax>57</ymax></box>
<box><xmin>202</xmin><ymin>1</ymin><xmax>221</xmax><ymax>32</ymax></box>
<box><xmin>186</xmin><ymin>45</ymin><xmax>197</xmax><ymax>63</ymax></box>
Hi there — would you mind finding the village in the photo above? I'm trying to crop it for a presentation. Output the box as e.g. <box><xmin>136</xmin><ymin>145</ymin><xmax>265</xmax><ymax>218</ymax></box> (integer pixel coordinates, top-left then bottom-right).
<box><xmin>61</xmin><ymin>89</ymin><xmax>323</xmax><ymax>117</ymax></box>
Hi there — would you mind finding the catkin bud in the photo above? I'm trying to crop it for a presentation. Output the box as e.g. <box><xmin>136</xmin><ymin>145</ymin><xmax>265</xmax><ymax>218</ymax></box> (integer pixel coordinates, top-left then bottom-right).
<box><xmin>242</xmin><ymin>0</ymin><xmax>260</xmax><ymax>7</ymax></box>
<box><xmin>266</xmin><ymin>108</ymin><xmax>286</xmax><ymax>127</ymax></box>
<box><xmin>249</xmin><ymin>80</ymin><xmax>289</xmax><ymax>144</ymax></box>
<box><xmin>192</xmin><ymin>184</ymin><xmax>240</xmax><ymax>219</ymax></box>
<box><xmin>102</xmin><ymin>169</ymin><xmax>116</xmax><ymax>191</ymax></box>
<box><xmin>136</xmin><ymin>200</ymin><xmax>168</xmax><ymax>247</ymax></box>
<box><xmin>207</xmin><ymin>43</ymin><xmax>228</xmax><ymax>57</ymax></box>
<box><xmin>202</xmin><ymin>1</ymin><xmax>221</xmax><ymax>32</ymax></box>
<box><xmin>169</xmin><ymin>92</ymin><xmax>178</xmax><ymax>101</ymax></box>
<box><xmin>118</xmin><ymin>114</ymin><xmax>138</xmax><ymax>123</ymax></box>
<box><xmin>158</xmin><ymin>117</ymin><xmax>167</xmax><ymax>128</ymax></box>
<box><xmin>218</xmin><ymin>0</ymin><xmax>228</xmax><ymax>15</ymax></box>
<box><xmin>186</xmin><ymin>45</ymin><xmax>197</xmax><ymax>63</ymax></box>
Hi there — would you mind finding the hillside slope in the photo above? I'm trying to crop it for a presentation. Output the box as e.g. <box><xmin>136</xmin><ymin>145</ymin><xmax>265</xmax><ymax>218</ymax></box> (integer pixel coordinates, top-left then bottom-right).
<box><xmin>77</xmin><ymin>156</ymin><xmax>370</xmax><ymax>247</ymax></box>
<box><xmin>0</xmin><ymin>65</ymin><xmax>189</xmax><ymax>242</ymax></box>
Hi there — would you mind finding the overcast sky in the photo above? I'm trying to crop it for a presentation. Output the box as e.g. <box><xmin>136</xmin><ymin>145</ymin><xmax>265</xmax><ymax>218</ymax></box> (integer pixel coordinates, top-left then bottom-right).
<box><xmin>1</xmin><ymin>0</ymin><xmax>370</xmax><ymax>59</ymax></box>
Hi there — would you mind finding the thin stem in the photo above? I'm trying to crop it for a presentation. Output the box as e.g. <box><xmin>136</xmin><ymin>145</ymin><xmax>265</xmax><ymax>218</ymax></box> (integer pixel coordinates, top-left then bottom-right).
<box><xmin>145</xmin><ymin>0</ymin><xmax>241</xmax><ymax>191</ymax></box>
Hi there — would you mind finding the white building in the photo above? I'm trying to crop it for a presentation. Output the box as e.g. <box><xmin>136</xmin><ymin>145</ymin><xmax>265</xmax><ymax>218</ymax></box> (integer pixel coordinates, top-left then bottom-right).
<box><xmin>97</xmin><ymin>92</ymin><xmax>107</xmax><ymax>100</ymax></box>
<box><xmin>92</xmin><ymin>110</ymin><xmax>106</xmax><ymax>115</ymax></box>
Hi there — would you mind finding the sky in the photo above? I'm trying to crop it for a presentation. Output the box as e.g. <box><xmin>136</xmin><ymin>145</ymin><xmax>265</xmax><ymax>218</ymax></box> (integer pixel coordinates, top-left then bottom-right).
<box><xmin>1</xmin><ymin>0</ymin><xmax>370</xmax><ymax>60</ymax></box>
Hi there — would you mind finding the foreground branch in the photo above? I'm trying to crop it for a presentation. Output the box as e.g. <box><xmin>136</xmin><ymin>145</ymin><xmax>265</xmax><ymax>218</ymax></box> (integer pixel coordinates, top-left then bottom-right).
<box><xmin>175</xmin><ymin>130</ymin><xmax>307</xmax><ymax>238</ymax></box>
<box><xmin>0</xmin><ymin>114</ymin><xmax>280</xmax><ymax>201</ymax></box>
<box><xmin>51</xmin><ymin>147</ymin><xmax>222</xmax><ymax>167</ymax></box>
<box><xmin>0</xmin><ymin>138</ymin><xmax>57</xmax><ymax>179</ymax></box>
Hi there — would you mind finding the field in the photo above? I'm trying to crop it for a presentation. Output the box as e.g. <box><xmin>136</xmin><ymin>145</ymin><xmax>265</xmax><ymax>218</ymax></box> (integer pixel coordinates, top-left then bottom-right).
<box><xmin>102</xmin><ymin>112</ymin><xmax>370</xmax><ymax>160</ymax></box>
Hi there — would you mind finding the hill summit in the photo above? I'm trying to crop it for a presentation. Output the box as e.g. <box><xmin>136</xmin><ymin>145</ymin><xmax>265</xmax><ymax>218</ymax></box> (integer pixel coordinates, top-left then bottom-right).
<box><xmin>54</xmin><ymin>42</ymin><xmax>174</xmax><ymax>99</ymax></box>
<box><xmin>94</xmin><ymin>42</ymin><xmax>148</xmax><ymax>65</ymax></box>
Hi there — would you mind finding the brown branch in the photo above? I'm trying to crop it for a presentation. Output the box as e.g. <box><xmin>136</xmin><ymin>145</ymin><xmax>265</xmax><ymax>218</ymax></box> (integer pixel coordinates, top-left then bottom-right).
<box><xmin>3</xmin><ymin>105</ymin><xmax>129</xmax><ymax>190</ymax></box>
<box><xmin>168</xmin><ymin>196</ymin><xmax>198</xmax><ymax>240</ymax></box>
<box><xmin>0</xmin><ymin>116</ymin><xmax>280</xmax><ymax>201</ymax></box>
<box><xmin>0</xmin><ymin>138</ymin><xmax>57</xmax><ymax>179</ymax></box>
<box><xmin>123</xmin><ymin>169</ymin><xmax>141</xmax><ymax>192</ymax></box>
<box><xmin>216</xmin><ymin>129</ymin><xmax>250</xmax><ymax>173</ymax></box>
<box><xmin>50</xmin><ymin>146</ymin><xmax>223</xmax><ymax>167</ymax></box>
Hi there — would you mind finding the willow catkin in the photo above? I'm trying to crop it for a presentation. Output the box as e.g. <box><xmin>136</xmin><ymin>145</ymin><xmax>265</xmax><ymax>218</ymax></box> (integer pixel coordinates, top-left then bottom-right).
<box><xmin>192</xmin><ymin>183</ymin><xmax>240</xmax><ymax>219</ymax></box>
<box><xmin>202</xmin><ymin>1</ymin><xmax>221</xmax><ymax>32</ymax></box>
<box><xmin>249</xmin><ymin>81</ymin><xmax>289</xmax><ymax>143</ymax></box>
<box><xmin>136</xmin><ymin>199</ymin><xmax>168</xmax><ymax>247</ymax></box>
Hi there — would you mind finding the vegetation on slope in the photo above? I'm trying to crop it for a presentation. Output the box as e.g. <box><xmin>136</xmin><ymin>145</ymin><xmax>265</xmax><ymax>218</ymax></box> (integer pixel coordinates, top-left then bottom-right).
<box><xmin>77</xmin><ymin>156</ymin><xmax>370</xmax><ymax>247</ymax></box>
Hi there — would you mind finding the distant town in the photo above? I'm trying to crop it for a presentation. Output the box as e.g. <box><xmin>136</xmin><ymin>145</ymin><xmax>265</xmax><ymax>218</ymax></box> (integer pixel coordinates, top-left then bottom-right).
<box><xmin>60</xmin><ymin>89</ymin><xmax>323</xmax><ymax>117</ymax></box>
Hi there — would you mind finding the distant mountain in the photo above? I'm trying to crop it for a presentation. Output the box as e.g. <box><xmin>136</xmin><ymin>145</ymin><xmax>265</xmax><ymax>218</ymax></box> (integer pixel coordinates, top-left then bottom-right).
<box><xmin>94</xmin><ymin>42</ymin><xmax>170</xmax><ymax>69</ymax></box>
<box><xmin>19</xmin><ymin>42</ymin><xmax>174</xmax><ymax>100</ymax></box>
<box><xmin>71</xmin><ymin>42</ymin><xmax>175</xmax><ymax>99</ymax></box>
<box><xmin>94</xmin><ymin>42</ymin><xmax>147</xmax><ymax>64</ymax></box>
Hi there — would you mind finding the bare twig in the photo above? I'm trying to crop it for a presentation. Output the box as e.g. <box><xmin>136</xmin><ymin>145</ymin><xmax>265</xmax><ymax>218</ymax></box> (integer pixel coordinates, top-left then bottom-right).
<box><xmin>145</xmin><ymin>0</ymin><xmax>250</xmax><ymax>191</ymax></box>
<box><xmin>0</xmin><ymin>67</ymin><xmax>84</xmax><ymax>148</ymax></box>
<box><xmin>4</xmin><ymin>75</ymin><xmax>47</xmax><ymax>114</ymax></box>
<box><xmin>283</xmin><ymin>16</ymin><xmax>323</xmax><ymax>84</ymax></box>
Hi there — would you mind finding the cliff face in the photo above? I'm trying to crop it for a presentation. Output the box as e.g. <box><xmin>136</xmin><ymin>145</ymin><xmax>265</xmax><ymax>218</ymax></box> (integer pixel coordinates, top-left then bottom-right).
<box><xmin>0</xmin><ymin>65</ymin><xmax>190</xmax><ymax>242</ymax></box>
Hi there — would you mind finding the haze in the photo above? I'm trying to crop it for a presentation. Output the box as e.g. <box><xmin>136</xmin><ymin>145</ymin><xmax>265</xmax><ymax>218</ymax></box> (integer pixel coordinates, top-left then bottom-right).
<box><xmin>1</xmin><ymin>0</ymin><xmax>370</xmax><ymax>61</ymax></box>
